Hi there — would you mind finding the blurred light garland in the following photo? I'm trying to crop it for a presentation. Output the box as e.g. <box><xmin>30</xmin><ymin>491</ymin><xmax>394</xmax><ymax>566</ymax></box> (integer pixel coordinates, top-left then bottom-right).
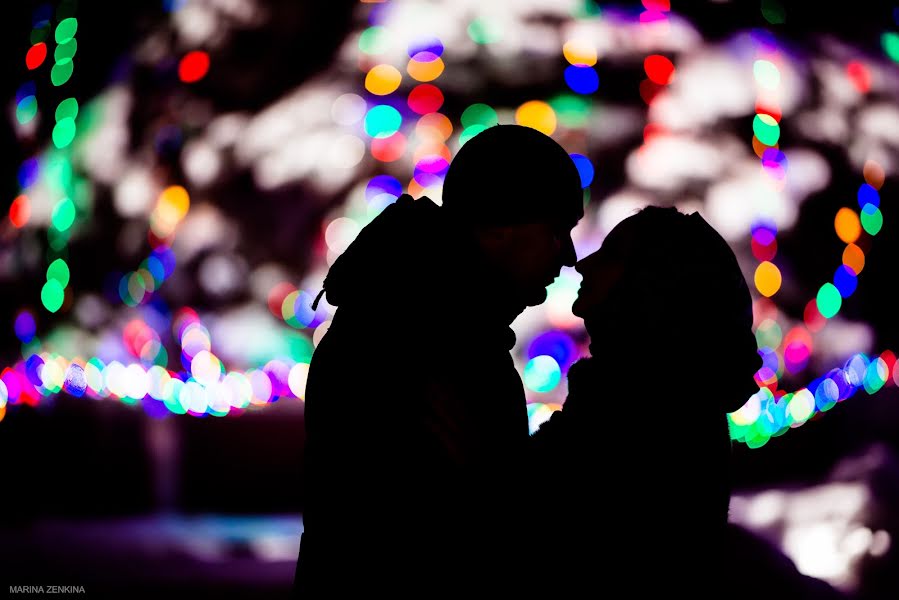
<box><xmin>729</xmin><ymin>26</ymin><xmax>894</xmax><ymax>446</ymax></box>
<box><xmin>2</xmin><ymin>0</ymin><xmax>897</xmax><ymax>442</ymax></box>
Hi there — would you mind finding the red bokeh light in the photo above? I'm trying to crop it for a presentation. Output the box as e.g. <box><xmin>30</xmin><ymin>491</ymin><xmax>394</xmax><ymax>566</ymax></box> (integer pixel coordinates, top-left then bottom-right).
<box><xmin>25</xmin><ymin>43</ymin><xmax>47</xmax><ymax>70</ymax></box>
<box><xmin>179</xmin><ymin>51</ymin><xmax>210</xmax><ymax>83</ymax></box>
<box><xmin>371</xmin><ymin>132</ymin><xmax>407</xmax><ymax>162</ymax></box>
<box><xmin>407</xmin><ymin>84</ymin><xmax>444</xmax><ymax>115</ymax></box>
<box><xmin>846</xmin><ymin>61</ymin><xmax>871</xmax><ymax>93</ymax></box>
<box><xmin>644</xmin><ymin>55</ymin><xmax>675</xmax><ymax>85</ymax></box>
<box><xmin>10</xmin><ymin>195</ymin><xmax>30</xmax><ymax>228</ymax></box>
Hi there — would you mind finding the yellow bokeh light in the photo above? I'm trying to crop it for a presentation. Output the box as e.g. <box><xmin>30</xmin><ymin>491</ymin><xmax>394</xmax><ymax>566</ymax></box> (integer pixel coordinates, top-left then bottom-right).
<box><xmin>406</xmin><ymin>57</ymin><xmax>444</xmax><ymax>82</ymax></box>
<box><xmin>159</xmin><ymin>185</ymin><xmax>189</xmax><ymax>214</ymax></box>
<box><xmin>515</xmin><ymin>100</ymin><xmax>557</xmax><ymax>135</ymax></box>
<box><xmin>842</xmin><ymin>243</ymin><xmax>865</xmax><ymax>274</ymax></box>
<box><xmin>151</xmin><ymin>185</ymin><xmax>190</xmax><ymax>237</ymax></box>
<box><xmin>834</xmin><ymin>207</ymin><xmax>861</xmax><ymax>244</ymax></box>
<box><xmin>365</xmin><ymin>64</ymin><xmax>402</xmax><ymax>96</ymax></box>
<box><xmin>155</xmin><ymin>186</ymin><xmax>189</xmax><ymax>224</ymax></box>
<box><xmin>754</xmin><ymin>261</ymin><xmax>782</xmax><ymax>297</ymax></box>
<box><xmin>563</xmin><ymin>39</ymin><xmax>597</xmax><ymax>66</ymax></box>
<box><xmin>787</xmin><ymin>389</ymin><xmax>815</xmax><ymax>422</ymax></box>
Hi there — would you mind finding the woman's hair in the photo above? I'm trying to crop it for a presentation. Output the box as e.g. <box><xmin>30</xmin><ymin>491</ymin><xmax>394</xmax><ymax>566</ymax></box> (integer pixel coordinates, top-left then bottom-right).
<box><xmin>594</xmin><ymin>205</ymin><xmax>761</xmax><ymax>412</ymax></box>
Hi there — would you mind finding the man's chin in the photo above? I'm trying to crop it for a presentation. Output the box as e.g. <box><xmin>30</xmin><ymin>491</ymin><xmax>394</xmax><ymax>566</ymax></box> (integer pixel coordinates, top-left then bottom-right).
<box><xmin>524</xmin><ymin>287</ymin><xmax>549</xmax><ymax>307</ymax></box>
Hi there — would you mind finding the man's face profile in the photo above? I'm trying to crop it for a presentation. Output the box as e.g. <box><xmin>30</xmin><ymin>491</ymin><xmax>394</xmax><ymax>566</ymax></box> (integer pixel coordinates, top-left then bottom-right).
<box><xmin>479</xmin><ymin>216</ymin><xmax>579</xmax><ymax>307</ymax></box>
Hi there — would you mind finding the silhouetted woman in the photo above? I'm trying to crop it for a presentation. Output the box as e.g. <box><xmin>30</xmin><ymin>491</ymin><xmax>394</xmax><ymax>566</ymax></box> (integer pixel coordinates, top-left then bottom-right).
<box><xmin>531</xmin><ymin>206</ymin><xmax>761</xmax><ymax>596</ymax></box>
<box><xmin>531</xmin><ymin>206</ymin><xmax>845</xmax><ymax>598</ymax></box>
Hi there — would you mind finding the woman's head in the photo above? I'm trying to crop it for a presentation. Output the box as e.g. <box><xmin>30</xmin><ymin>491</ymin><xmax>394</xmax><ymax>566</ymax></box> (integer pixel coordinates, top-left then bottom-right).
<box><xmin>573</xmin><ymin>206</ymin><xmax>760</xmax><ymax>411</ymax></box>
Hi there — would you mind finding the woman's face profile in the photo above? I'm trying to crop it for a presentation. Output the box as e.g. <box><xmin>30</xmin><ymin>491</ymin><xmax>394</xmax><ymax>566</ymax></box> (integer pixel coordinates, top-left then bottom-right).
<box><xmin>572</xmin><ymin>217</ymin><xmax>639</xmax><ymax>324</ymax></box>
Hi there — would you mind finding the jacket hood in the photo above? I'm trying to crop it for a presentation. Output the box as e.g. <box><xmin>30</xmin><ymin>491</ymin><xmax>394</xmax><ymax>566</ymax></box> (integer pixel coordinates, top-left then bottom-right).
<box><xmin>316</xmin><ymin>194</ymin><xmax>459</xmax><ymax>310</ymax></box>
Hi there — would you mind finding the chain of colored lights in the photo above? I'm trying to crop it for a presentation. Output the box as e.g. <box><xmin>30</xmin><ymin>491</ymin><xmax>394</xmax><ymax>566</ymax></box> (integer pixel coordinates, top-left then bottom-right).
<box><xmin>3</xmin><ymin>2</ymin><xmax>897</xmax><ymax>437</ymax></box>
<box><xmin>731</xmin><ymin>164</ymin><xmax>893</xmax><ymax>446</ymax></box>
<box><xmin>728</xmin><ymin>25</ymin><xmax>894</xmax><ymax>446</ymax></box>
<box><xmin>42</xmin><ymin>1</ymin><xmax>80</xmax><ymax>316</ymax></box>
<box><xmin>748</xmin><ymin>29</ymin><xmax>790</xmax><ymax>392</ymax></box>
<box><xmin>2</xmin><ymin>307</ymin><xmax>312</xmax><ymax>420</ymax></box>
<box><xmin>638</xmin><ymin>0</ymin><xmax>674</xmax><ymax>142</ymax></box>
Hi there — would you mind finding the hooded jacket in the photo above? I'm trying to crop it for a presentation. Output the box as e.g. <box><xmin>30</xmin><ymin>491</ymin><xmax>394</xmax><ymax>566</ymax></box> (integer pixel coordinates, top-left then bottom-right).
<box><xmin>294</xmin><ymin>194</ymin><xmax>530</xmax><ymax>596</ymax></box>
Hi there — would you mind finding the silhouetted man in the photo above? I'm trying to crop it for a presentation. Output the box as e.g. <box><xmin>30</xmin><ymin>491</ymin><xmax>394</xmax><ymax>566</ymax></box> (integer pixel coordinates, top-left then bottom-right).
<box><xmin>294</xmin><ymin>125</ymin><xmax>583</xmax><ymax>596</ymax></box>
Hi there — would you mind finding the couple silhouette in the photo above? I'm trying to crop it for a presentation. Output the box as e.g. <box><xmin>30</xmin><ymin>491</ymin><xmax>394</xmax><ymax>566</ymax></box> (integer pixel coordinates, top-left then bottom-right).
<box><xmin>292</xmin><ymin>125</ymin><xmax>831</xmax><ymax>598</ymax></box>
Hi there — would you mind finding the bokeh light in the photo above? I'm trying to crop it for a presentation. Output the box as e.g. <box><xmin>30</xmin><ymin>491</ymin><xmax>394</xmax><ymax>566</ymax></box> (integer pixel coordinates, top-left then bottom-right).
<box><xmin>644</xmin><ymin>55</ymin><xmax>675</xmax><ymax>84</ymax></box>
<box><xmin>834</xmin><ymin>208</ymin><xmax>861</xmax><ymax>244</ymax></box>
<box><xmin>515</xmin><ymin>100</ymin><xmax>556</xmax><ymax>135</ymax></box>
<box><xmin>842</xmin><ymin>244</ymin><xmax>865</xmax><ymax>274</ymax></box>
<box><xmin>754</xmin><ymin>261</ymin><xmax>782</xmax><ymax>297</ymax></box>
<box><xmin>860</xmin><ymin>204</ymin><xmax>883</xmax><ymax>236</ymax></box>
<box><xmin>406</xmin><ymin>55</ymin><xmax>444</xmax><ymax>82</ymax></box>
<box><xmin>179</xmin><ymin>51</ymin><xmax>210</xmax><ymax>83</ymax></box>
<box><xmin>569</xmin><ymin>154</ymin><xmax>594</xmax><ymax>188</ymax></box>
<box><xmin>753</xmin><ymin>113</ymin><xmax>781</xmax><ymax>146</ymax></box>
<box><xmin>365</xmin><ymin>64</ymin><xmax>402</xmax><ymax>95</ymax></box>
<box><xmin>564</xmin><ymin>65</ymin><xmax>599</xmax><ymax>94</ymax></box>
<box><xmin>816</xmin><ymin>283</ymin><xmax>842</xmax><ymax>319</ymax></box>
<box><xmin>833</xmin><ymin>265</ymin><xmax>858</xmax><ymax>298</ymax></box>
<box><xmin>563</xmin><ymin>39</ymin><xmax>597</xmax><ymax>66</ymax></box>
<box><xmin>50</xmin><ymin>59</ymin><xmax>73</xmax><ymax>86</ymax></box>
<box><xmin>14</xmin><ymin>311</ymin><xmax>37</xmax><ymax>344</ymax></box>
<box><xmin>364</xmin><ymin>104</ymin><xmax>402</xmax><ymax>138</ymax></box>
<box><xmin>523</xmin><ymin>355</ymin><xmax>562</xmax><ymax>393</ymax></box>
<box><xmin>407</xmin><ymin>84</ymin><xmax>443</xmax><ymax>114</ymax></box>
<box><xmin>26</xmin><ymin>42</ymin><xmax>47</xmax><ymax>70</ymax></box>
<box><xmin>9</xmin><ymin>195</ymin><xmax>31</xmax><ymax>228</ymax></box>
<box><xmin>41</xmin><ymin>280</ymin><xmax>65</xmax><ymax>313</ymax></box>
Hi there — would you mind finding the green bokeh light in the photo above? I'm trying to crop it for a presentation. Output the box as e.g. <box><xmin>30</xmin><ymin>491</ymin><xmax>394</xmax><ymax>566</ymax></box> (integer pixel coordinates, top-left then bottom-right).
<box><xmin>761</xmin><ymin>0</ymin><xmax>786</xmax><ymax>25</ymax></box>
<box><xmin>461</xmin><ymin>104</ymin><xmax>498</xmax><ymax>128</ymax></box>
<box><xmin>467</xmin><ymin>17</ymin><xmax>503</xmax><ymax>44</ymax></box>
<box><xmin>47</xmin><ymin>258</ymin><xmax>70</xmax><ymax>287</ymax></box>
<box><xmin>52</xmin><ymin>117</ymin><xmax>77</xmax><ymax>148</ymax></box>
<box><xmin>753</xmin><ymin>114</ymin><xmax>780</xmax><ymax>146</ymax></box>
<box><xmin>358</xmin><ymin>26</ymin><xmax>389</xmax><ymax>55</ymax></box>
<box><xmin>48</xmin><ymin>227</ymin><xmax>70</xmax><ymax>251</ymax></box>
<box><xmin>883</xmin><ymin>32</ymin><xmax>899</xmax><ymax>63</ymax></box>
<box><xmin>41</xmin><ymin>279</ymin><xmax>65</xmax><ymax>313</ymax></box>
<box><xmin>860</xmin><ymin>204</ymin><xmax>883</xmax><ymax>236</ymax></box>
<box><xmin>56</xmin><ymin>98</ymin><xmax>79</xmax><ymax>121</ymax></box>
<box><xmin>287</xmin><ymin>331</ymin><xmax>314</xmax><ymax>364</ymax></box>
<box><xmin>572</xmin><ymin>0</ymin><xmax>601</xmax><ymax>18</ymax></box>
<box><xmin>816</xmin><ymin>282</ymin><xmax>842</xmax><ymax>319</ymax></box>
<box><xmin>863</xmin><ymin>359</ymin><xmax>888</xmax><ymax>394</ymax></box>
<box><xmin>51</xmin><ymin>197</ymin><xmax>76</xmax><ymax>231</ymax></box>
<box><xmin>755</xmin><ymin>319</ymin><xmax>782</xmax><ymax>350</ymax></box>
<box><xmin>51</xmin><ymin>59</ymin><xmax>74</xmax><ymax>86</ymax></box>
<box><xmin>459</xmin><ymin>124</ymin><xmax>488</xmax><ymax>146</ymax></box>
<box><xmin>55</xmin><ymin>18</ymin><xmax>78</xmax><ymax>44</ymax></box>
<box><xmin>54</xmin><ymin>38</ymin><xmax>78</xmax><ymax>62</ymax></box>
<box><xmin>549</xmin><ymin>93</ymin><xmax>592</xmax><ymax>128</ymax></box>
